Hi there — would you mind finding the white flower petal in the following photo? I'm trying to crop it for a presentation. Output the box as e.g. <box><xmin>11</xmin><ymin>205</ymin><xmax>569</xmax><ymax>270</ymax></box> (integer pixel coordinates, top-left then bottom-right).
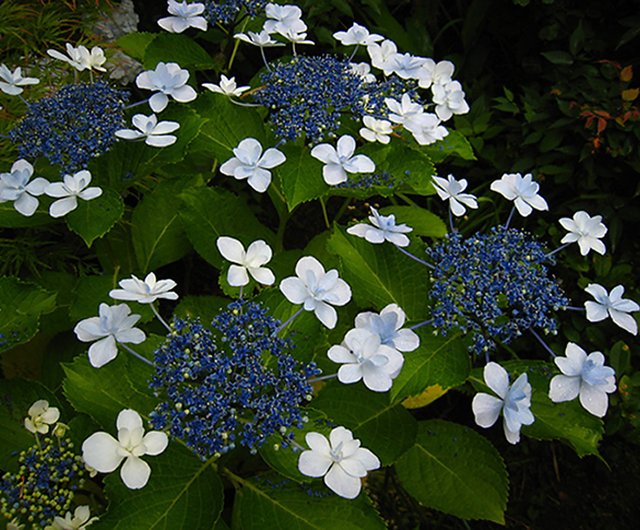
<box><xmin>82</xmin><ymin>432</ymin><xmax>124</xmax><ymax>472</ymax></box>
<box><xmin>324</xmin><ymin>464</ymin><xmax>362</xmax><ymax>499</ymax></box>
<box><xmin>472</xmin><ymin>393</ymin><xmax>503</xmax><ymax>428</ymax></box>
<box><xmin>120</xmin><ymin>455</ymin><xmax>152</xmax><ymax>489</ymax></box>
<box><xmin>87</xmin><ymin>336</ymin><xmax>118</xmax><ymax>368</ymax></box>
<box><xmin>298</xmin><ymin>450</ymin><xmax>332</xmax><ymax>477</ymax></box>
<box><xmin>548</xmin><ymin>374</ymin><xmax>581</xmax><ymax>403</ymax></box>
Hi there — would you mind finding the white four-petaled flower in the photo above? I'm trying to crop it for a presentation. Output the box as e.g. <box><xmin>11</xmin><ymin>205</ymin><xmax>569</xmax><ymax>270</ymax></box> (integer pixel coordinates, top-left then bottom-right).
<box><xmin>297</xmin><ymin>426</ymin><xmax>380</xmax><ymax>499</ymax></box>
<box><xmin>216</xmin><ymin>236</ymin><xmax>275</xmax><ymax>287</ymax></box>
<box><xmin>220</xmin><ymin>138</ymin><xmax>286</xmax><ymax>193</ymax></box>
<box><xmin>417</xmin><ymin>59</ymin><xmax>455</xmax><ymax>89</ymax></box>
<box><xmin>115</xmin><ymin>113</ymin><xmax>180</xmax><ymax>147</ymax></box>
<box><xmin>264</xmin><ymin>3</ymin><xmax>307</xmax><ymax>36</ymax></box>
<box><xmin>109</xmin><ymin>272</ymin><xmax>179</xmax><ymax>304</ymax></box>
<box><xmin>0</xmin><ymin>159</ymin><xmax>49</xmax><ymax>216</ymax></box>
<box><xmin>82</xmin><ymin>409</ymin><xmax>168</xmax><ymax>489</ymax></box>
<box><xmin>548</xmin><ymin>342</ymin><xmax>616</xmax><ymax>417</ymax></box>
<box><xmin>0</xmin><ymin>64</ymin><xmax>39</xmax><ymax>95</ymax></box>
<box><xmin>24</xmin><ymin>399</ymin><xmax>60</xmax><ymax>435</ymax></box>
<box><xmin>45</xmin><ymin>170</ymin><xmax>102</xmax><ymax>218</ymax></box>
<box><xmin>431</xmin><ymin>80</ymin><xmax>470</xmax><ymax>121</ymax></box>
<box><xmin>235</xmin><ymin>30</ymin><xmax>285</xmax><ymax>48</ymax></box>
<box><xmin>472</xmin><ymin>362</ymin><xmax>535</xmax><ymax>444</ymax></box>
<box><xmin>584</xmin><ymin>283</ymin><xmax>639</xmax><ymax>335</ymax></box>
<box><xmin>74</xmin><ymin>303</ymin><xmax>146</xmax><ymax>368</ymax></box>
<box><xmin>47</xmin><ymin>44</ymin><xmax>107</xmax><ymax>72</ymax></box>
<box><xmin>431</xmin><ymin>175</ymin><xmax>478</xmax><ymax>217</ymax></box>
<box><xmin>202</xmin><ymin>74</ymin><xmax>250</xmax><ymax>98</ymax></box>
<box><xmin>135</xmin><ymin>62</ymin><xmax>197</xmax><ymax>113</ymax></box>
<box><xmin>328</xmin><ymin>328</ymin><xmax>404</xmax><ymax>392</ymax></box>
<box><xmin>354</xmin><ymin>303</ymin><xmax>420</xmax><ymax>353</ymax></box>
<box><xmin>359</xmin><ymin>116</ymin><xmax>393</xmax><ymax>144</ymax></box>
<box><xmin>389</xmin><ymin>53</ymin><xmax>427</xmax><ymax>80</ymax></box>
<box><xmin>310</xmin><ymin>135</ymin><xmax>375</xmax><ymax>185</ymax></box>
<box><xmin>333</xmin><ymin>22</ymin><xmax>383</xmax><ymax>46</ymax></box>
<box><xmin>157</xmin><ymin>0</ymin><xmax>207</xmax><ymax>33</ymax></box>
<box><xmin>367</xmin><ymin>39</ymin><xmax>399</xmax><ymax>75</ymax></box>
<box><xmin>490</xmin><ymin>172</ymin><xmax>548</xmax><ymax>217</ymax></box>
<box><xmin>48</xmin><ymin>505</ymin><xmax>98</xmax><ymax>530</ymax></box>
<box><xmin>280</xmin><ymin>256</ymin><xmax>351</xmax><ymax>329</ymax></box>
<box><xmin>559</xmin><ymin>211</ymin><xmax>607</xmax><ymax>256</ymax></box>
<box><xmin>347</xmin><ymin>206</ymin><xmax>413</xmax><ymax>247</ymax></box>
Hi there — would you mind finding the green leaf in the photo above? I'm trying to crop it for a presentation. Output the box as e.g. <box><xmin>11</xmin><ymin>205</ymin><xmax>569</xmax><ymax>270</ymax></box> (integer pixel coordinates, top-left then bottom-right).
<box><xmin>179</xmin><ymin>187</ymin><xmax>275</xmax><ymax>268</ymax></box>
<box><xmin>91</xmin><ymin>446</ymin><xmax>224</xmax><ymax>530</ymax></box>
<box><xmin>390</xmin><ymin>330</ymin><xmax>470</xmax><ymax>404</ymax></box>
<box><xmin>396</xmin><ymin>420</ymin><xmax>508</xmax><ymax>523</ymax></box>
<box><xmin>0</xmin><ymin>277</ymin><xmax>56</xmax><ymax>353</ymax></box>
<box><xmin>174</xmin><ymin>295</ymin><xmax>228</xmax><ymax>320</ymax></box>
<box><xmin>312</xmin><ymin>384</ymin><xmax>417</xmax><ymax>465</ymax></box>
<box><xmin>131</xmin><ymin>179</ymin><xmax>193</xmax><ymax>272</ymax></box>
<box><xmin>63</xmin><ymin>353</ymin><xmax>156</xmax><ymax>429</ymax></box>
<box><xmin>0</xmin><ymin>202</ymin><xmax>53</xmax><ymax>227</ymax></box>
<box><xmin>470</xmin><ymin>361</ymin><xmax>603</xmax><ymax>457</ymax></box>
<box><xmin>192</xmin><ymin>94</ymin><xmax>266</xmax><ymax>162</ymax></box>
<box><xmin>116</xmin><ymin>32</ymin><xmax>155</xmax><ymax>61</ymax></box>
<box><xmin>276</xmin><ymin>144</ymin><xmax>328</xmax><ymax>210</ymax></box>
<box><xmin>379</xmin><ymin>206</ymin><xmax>446</xmax><ymax>238</ymax></box>
<box><xmin>144</xmin><ymin>33</ymin><xmax>217</xmax><ymax>70</ymax></box>
<box><xmin>66</xmin><ymin>189</ymin><xmax>124</xmax><ymax>246</ymax></box>
<box><xmin>232</xmin><ymin>472</ymin><xmax>386</xmax><ymax>530</ymax></box>
<box><xmin>541</xmin><ymin>50</ymin><xmax>574</xmax><ymax>65</ymax></box>
<box><xmin>419</xmin><ymin>130</ymin><xmax>476</xmax><ymax>163</ymax></box>
<box><xmin>326</xmin><ymin>227</ymin><xmax>429</xmax><ymax>320</ymax></box>
<box><xmin>385</xmin><ymin>143</ymin><xmax>436</xmax><ymax>194</ymax></box>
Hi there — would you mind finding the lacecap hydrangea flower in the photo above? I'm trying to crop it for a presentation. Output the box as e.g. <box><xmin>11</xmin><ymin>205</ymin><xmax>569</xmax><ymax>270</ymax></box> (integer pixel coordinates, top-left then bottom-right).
<box><xmin>347</xmin><ymin>206</ymin><xmax>413</xmax><ymax>247</ymax></box>
<box><xmin>0</xmin><ymin>64</ymin><xmax>39</xmax><ymax>95</ymax></box>
<box><xmin>0</xmin><ymin>159</ymin><xmax>49</xmax><ymax>217</ymax></box>
<box><xmin>220</xmin><ymin>137</ymin><xmax>286</xmax><ymax>193</ymax></box>
<box><xmin>584</xmin><ymin>283</ymin><xmax>639</xmax><ymax>335</ymax></box>
<box><xmin>24</xmin><ymin>399</ymin><xmax>60</xmax><ymax>435</ymax></box>
<box><xmin>310</xmin><ymin>135</ymin><xmax>375</xmax><ymax>185</ymax></box>
<box><xmin>158</xmin><ymin>0</ymin><xmax>208</xmax><ymax>33</ymax></box>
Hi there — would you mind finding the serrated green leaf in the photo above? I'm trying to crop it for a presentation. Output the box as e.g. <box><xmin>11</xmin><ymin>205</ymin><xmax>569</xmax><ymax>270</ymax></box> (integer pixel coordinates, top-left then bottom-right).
<box><xmin>65</xmin><ymin>189</ymin><xmax>124</xmax><ymax>246</ymax></box>
<box><xmin>385</xmin><ymin>143</ymin><xmax>436</xmax><ymax>194</ymax></box>
<box><xmin>326</xmin><ymin>227</ymin><xmax>429</xmax><ymax>320</ymax></box>
<box><xmin>179</xmin><ymin>187</ymin><xmax>275</xmax><ymax>268</ymax></box>
<box><xmin>276</xmin><ymin>144</ymin><xmax>328</xmax><ymax>210</ymax></box>
<box><xmin>144</xmin><ymin>33</ymin><xmax>217</xmax><ymax>70</ymax></box>
<box><xmin>0</xmin><ymin>277</ymin><xmax>56</xmax><ymax>353</ymax></box>
<box><xmin>312</xmin><ymin>385</ymin><xmax>417</xmax><ymax>465</ymax></box>
<box><xmin>63</xmin><ymin>353</ymin><xmax>155</xmax><ymax>429</ymax></box>
<box><xmin>174</xmin><ymin>295</ymin><xmax>228</xmax><ymax>320</ymax></box>
<box><xmin>379</xmin><ymin>205</ymin><xmax>446</xmax><ymax>238</ymax></box>
<box><xmin>391</xmin><ymin>330</ymin><xmax>470</xmax><ymax>404</ymax></box>
<box><xmin>396</xmin><ymin>420</ymin><xmax>508</xmax><ymax>523</ymax></box>
<box><xmin>419</xmin><ymin>130</ymin><xmax>476</xmax><ymax>163</ymax></box>
<box><xmin>0</xmin><ymin>202</ymin><xmax>52</xmax><ymax>227</ymax></box>
<box><xmin>232</xmin><ymin>472</ymin><xmax>386</xmax><ymax>530</ymax></box>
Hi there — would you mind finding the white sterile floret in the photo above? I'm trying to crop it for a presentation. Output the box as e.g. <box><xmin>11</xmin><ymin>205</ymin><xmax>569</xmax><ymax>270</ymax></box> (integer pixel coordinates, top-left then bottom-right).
<box><xmin>280</xmin><ymin>29</ymin><xmax>314</xmax><ymax>45</ymax></box>
<box><xmin>431</xmin><ymin>80</ymin><xmax>470</xmax><ymax>121</ymax></box>
<box><xmin>389</xmin><ymin>53</ymin><xmax>427</xmax><ymax>80</ymax></box>
<box><xmin>135</xmin><ymin>62</ymin><xmax>197</xmax><ymax>113</ymax></box>
<box><xmin>333</xmin><ymin>22</ymin><xmax>383</xmax><ymax>46</ymax></box>
<box><xmin>559</xmin><ymin>211</ymin><xmax>607</xmax><ymax>256</ymax></box>
<box><xmin>109</xmin><ymin>272</ymin><xmax>178</xmax><ymax>304</ymax></box>
<box><xmin>82</xmin><ymin>409</ymin><xmax>168</xmax><ymax>489</ymax></box>
<box><xmin>0</xmin><ymin>159</ymin><xmax>49</xmax><ymax>217</ymax></box>
<box><xmin>431</xmin><ymin>175</ymin><xmax>478</xmax><ymax>217</ymax></box>
<box><xmin>367</xmin><ymin>39</ymin><xmax>399</xmax><ymax>75</ymax></box>
<box><xmin>298</xmin><ymin>426</ymin><xmax>380</xmax><ymax>499</ymax></box>
<box><xmin>45</xmin><ymin>170</ymin><xmax>102</xmax><ymax>218</ymax></box>
<box><xmin>584</xmin><ymin>283</ymin><xmax>639</xmax><ymax>335</ymax></box>
<box><xmin>472</xmin><ymin>362</ymin><xmax>535</xmax><ymax>444</ymax></box>
<box><xmin>220</xmin><ymin>137</ymin><xmax>286</xmax><ymax>193</ymax></box>
<box><xmin>349</xmin><ymin>62</ymin><xmax>376</xmax><ymax>83</ymax></box>
<box><xmin>359</xmin><ymin>116</ymin><xmax>393</xmax><ymax>144</ymax></box>
<box><xmin>202</xmin><ymin>74</ymin><xmax>250</xmax><ymax>98</ymax></box>
<box><xmin>310</xmin><ymin>135</ymin><xmax>375</xmax><ymax>185</ymax></box>
<box><xmin>347</xmin><ymin>206</ymin><xmax>413</xmax><ymax>247</ymax></box>
<box><xmin>0</xmin><ymin>64</ymin><xmax>39</xmax><ymax>95</ymax></box>
<box><xmin>328</xmin><ymin>328</ymin><xmax>404</xmax><ymax>392</ymax></box>
<box><xmin>410</xmin><ymin>113</ymin><xmax>448</xmax><ymax>146</ymax></box>
<box><xmin>490</xmin><ymin>172</ymin><xmax>548</xmax><ymax>217</ymax></box>
<box><xmin>74</xmin><ymin>303</ymin><xmax>146</xmax><ymax>368</ymax></box>
<box><xmin>385</xmin><ymin>93</ymin><xmax>428</xmax><ymax>133</ymax></box>
<box><xmin>24</xmin><ymin>400</ymin><xmax>60</xmax><ymax>435</ymax></box>
<box><xmin>115</xmin><ymin>113</ymin><xmax>180</xmax><ymax>147</ymax></box>
<box><xmin>548</xmin><ymin>342</ymin><xmax>616</xmax><ymax>417</ymax></box>
<box><xmin>235</xmin><ymin>30</ymin><xmax>285</xmax><ymax>47</ymax></box>
<box><xmin>47</xmin><ymin>44</ymin><xmax>107</xmax><ymax>72</ymax></box>
<box><xmin>264</xmin><ymin>3</ymin><xmax>307</xmax><ymax>35</ymax></box>
<box><xmin>49</xmin><ymin>505</ymin><xmax>98</xmax><ymax>530</ymax></box>
<box><xmin>157</xmin><ymin>0</ymin><xmax>207</xmax><ymax>33</ymax></box>
<box><xmin>280</xmin><ymin>256</ymin><xmax>351</xmax><ymax>329</ymax></box>
<box><xmin>417</xmin><ymin>59</ymin><xmax>455</xmax><ymax>89</ymax></box>
<box><xmin>216</xmin><ymin>236</ymin><xmax>275</xmax><ymax>287</ymax></box>
<box><xmin>354</xmin><ymin>303</ymin><xmax>420</xmax><ymax>353</ymax></box>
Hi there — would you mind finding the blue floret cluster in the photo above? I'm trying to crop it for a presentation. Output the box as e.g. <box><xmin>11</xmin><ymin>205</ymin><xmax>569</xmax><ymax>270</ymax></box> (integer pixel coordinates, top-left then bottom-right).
<box><xmin>203</xmin><ymin>0</ymin><xmax>267</xmax><ymax>25</ymax></box>
<box><xmin>427</xmin><ymin>226</ymin><xmax>569</xmax><ymax>356</ymax></box>
<box><xmin>149</xmin><ymin>300</ymin><xmax>319</xmax><ymax>460</ymax></box>
<box><xmin>9</xmin><ymin>80</ymin><xmax>129</xmax><ymax>174</ymax></box>
<box><xmin>254</xmin><ymin>55</ymin><xmax>413</xmax><ymax>142</ymax></box>
<box><xmin>0</xmin><ymin>436</ymin><xmax>85</xmax><ymax>528</ymax></box>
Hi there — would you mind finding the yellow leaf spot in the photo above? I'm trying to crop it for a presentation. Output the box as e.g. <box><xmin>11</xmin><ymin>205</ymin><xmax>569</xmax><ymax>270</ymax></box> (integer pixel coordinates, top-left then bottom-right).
<box><xmin>620</xmin><ymin>65</ymin><xmax>633</xmax><ymax>82</ymax></box>
<box><xmin>622</xmin><ymin>88</ymin><xmax>639</xmax><ymax>102</ymax></box>
<box><xmin>402</xmin><ymin>384</ymin><xmax>448</xmax><ymax>409</ymax></box>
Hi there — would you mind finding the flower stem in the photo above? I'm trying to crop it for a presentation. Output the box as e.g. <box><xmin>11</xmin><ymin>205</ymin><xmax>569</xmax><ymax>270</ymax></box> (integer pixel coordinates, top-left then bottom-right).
<box><xmin>348</xmin><ymin>45</ymin><xmax>359</xmax><ymax>61</ymax></box>
<box><xmin>292</xmin><ymin>42</ymin><xmax>297</xmax><ymax>56</ymax></box>
<box><xmin>229</xmin><ymin>98</ymin><xmax>262</xmax><ymax>108</ymax></box>
<box><xmin>545</xmin><ymin>242</ymin><xmax>570</xmax><ymax>259</ymax></box>
<box><xmin>449</xmin><ymin>207</ymin><xmax>456</xmax><ymax>233</ymax></box>
<box><xmin>410</xmin><ymin>318</ymin><xmax>433</xmax><ymax>330</ymax></box>
<box><xmin>239</xmin><ymin>285</ymin><xmax>244</xmax><ymax>300</ymax></box>
<box><xmin>121</xmin><ymin>343</ymin><xmax>155</xmax><ymax>366</ymax></box>
<box><xmin>308</xmin><ymin>373</ymin><xmax>338</xmax><ymax>383</ymax></box>
<box><xmin>150</xmin><ymin>303</ymin><xmax>172</xmax><ymax>332</ymax></box>
<box><xmin>529</xmin><ymin>328</ymin><xmax>556</xmax><ymax>358</ymax></box>
<box><xmin>124</xmin><ymin>98</ymin><xmax>150</xmax><ymax>110</ymax></box>
<box><xmin>395</xmin><ymin>245</ymin><xmax>435</xmax><ymax>269</ymax></box>
<box><xmin>564</xmin><ymin>306</ymin><xmax>585</xmax><ymax>312</ymax></box>
<box><xmin>276</xmin><ymin>307</ymin><xmax>304</xmax><ymax>333</ymax></box>
<box><xmin>504</xmin><ymin>206</ymin><xmax>516</xmax><ymax>229</ymax></box>
<box><xmin>320</xmin><ymin>197</ymin><xmax>330</xmax><ymax>229</ymax></box>
<box><xmin>227</xmin><ymin>19</ymin><xmax>248</xmax><ymax>72</ymax></box>
<box><xmin>259</xmin><ymin>46</ymin><xmax>271</xmax><ymax>72</ymax></box>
